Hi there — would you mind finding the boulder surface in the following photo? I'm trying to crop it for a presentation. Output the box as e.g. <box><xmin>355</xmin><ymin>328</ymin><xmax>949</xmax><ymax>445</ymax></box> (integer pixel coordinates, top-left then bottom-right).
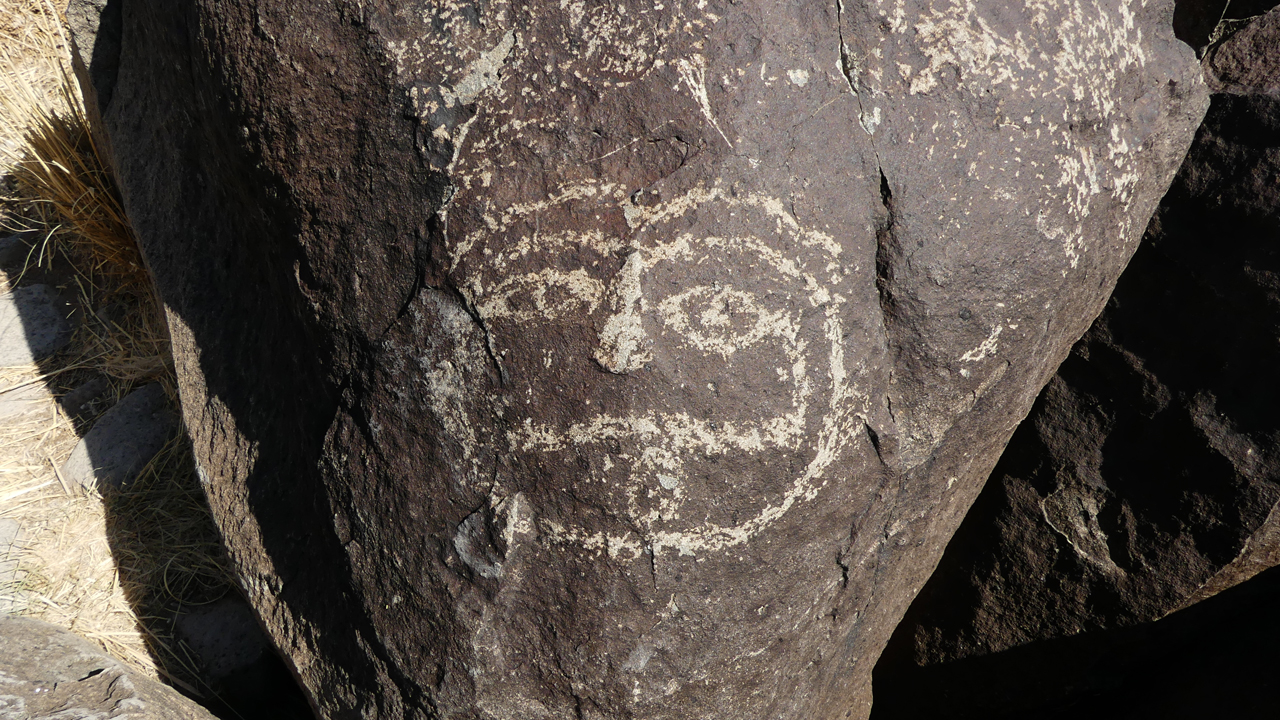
<box><xmin>876</xmin><ymin>5</ymin><xmax>1280</xmax><ymax>702</ymax></box>
<box><xmin>69</xmin><ymin>0</ymin><xmax>1206</xmax><ymax>717</ymax></box>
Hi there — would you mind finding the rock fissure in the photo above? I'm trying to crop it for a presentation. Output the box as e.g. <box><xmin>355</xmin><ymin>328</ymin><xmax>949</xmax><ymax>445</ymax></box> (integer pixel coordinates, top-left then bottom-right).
<box><xmin>863</xmin><ymin>420</ymin><xmax>887</xmax><ymax>466</ymax></box>
<box><xmin>872</xmin><ymin>169</ymin><xmax>904</xmax><ymax>450</ymax></box>
<box><xmin>873</xmin><ymin>170</ymin><xmax>900</xmax><ymax>320</ymax></box>
<box><xmin>647</xmin><ymin>544</ymin><xmax>659</xmax><ymax>591</ymax></box>
<box><xmin>451</xmin><ymin>283</ymin><xmax>507</xmax><ymax>385</ymax></box>
<box><xmin>834</xmin><ymin>0</ymin><xmax>859</xmax><ymax>96</ymax></box>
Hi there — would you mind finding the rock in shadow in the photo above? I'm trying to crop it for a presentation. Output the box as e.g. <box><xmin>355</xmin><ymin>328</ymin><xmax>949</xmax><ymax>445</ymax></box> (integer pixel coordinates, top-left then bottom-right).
<box><xmin>0</xmin><ymin>231</ymin><xmax>36</xmax><ymax>267</ymax></box>
<box><xmin>1173</xmin><ymin>0</ymin><xmax>1280</xmax><ymax>52</ymax></box>
<box><xmin>95</xmin><ymin>422</ymin><xmax>315</xmax><ymax>720</ymax></box>
<box><xmin>62</xmin><ymin>383</ymin><xmax>177</xmax><ymax>492</ymax></box>
<box><xmin>67</xmin><ymin>0</ymin><xmax>393</xmax><ymax>715</ymax></box>
<box><xmin>873</xmin><ymin>18</ymin><xmax>1280</xmax><ymax>718</ymax></box>
<box><xmin>176</xmin><ymin>597</ymin><xmax>316</xmax><ymax>719</ymax></box>
<box><xmin>58</xmin><ymin>373</ymin><xmax>113</xmax><ymax>423</ymax></box>
<box><xmin>0</xmin><ymin>284</ymin><xmax>73</xmax><ymax>366</ymax></box>
<box><xmin>877</xmin><ymin>89</ymin><xmax>1280</xmax><ymax>674</ymax></box>
<box><xmin>0</xmin><ymin>230</ymin><xmax>78</xmax><ymax>376</ymax></box>
<box><xmin>871</xmin><ymin>564</ymin><xmax>1280</xmax><ymax>719</ymax></box>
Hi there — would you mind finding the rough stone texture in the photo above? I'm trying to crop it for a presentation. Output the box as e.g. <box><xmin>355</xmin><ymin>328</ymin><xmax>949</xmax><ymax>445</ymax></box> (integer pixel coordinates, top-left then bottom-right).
<box><xmin>58</xmin><ymin>375</ymin><xmax>114</xmax><ymax>424</ymax></box>
<box><xmin>1171</xmin><ymin>0</ymin><xmax>1280</xmax><ymax>52</ymax></box>
<box><xmin>0</xmin><ymin>285</ymin><xmax>72</xmax><ymax>366</ymax></box>
<box><xmin>70</xmin><ymin>0</ymin><xmax>1207</xmax><ymax>717</ymax></box>
<box><xmin>0</xmin><ymin>615</ymin><xmax>219</xmax><ymax>719</ymax></box>
<box><xmin>175</xmin><ymin>598</ymin><xmax>315</xmax><ymax>720</ymax></box>
<box><xmin>1206</xmin><ymin>4</ymin><xmax>1280</xmax><ymax>95</ymax></box>
<box><xmin>875</xmin><ymin>13</ymin><xmax>1280</xmax><ymax>686</ymax></box>
<box><xmin>176</xmin><ymin>598</ymin><xmax>267</xmax><ymax>681</ymax></box>
<box><xmin>62</xmin><ymin>384</ymin><xmax>177</xmax><ymax>491</ymax></box>
<box><xmin>0</xmin><ymin>238</ymin><xmax>17</xmax><ymax>270</ymax></box>
<box><xmin>0</xmin><ymin>234</ymin><xmax>35</xmax><ymax>270</ymax></box>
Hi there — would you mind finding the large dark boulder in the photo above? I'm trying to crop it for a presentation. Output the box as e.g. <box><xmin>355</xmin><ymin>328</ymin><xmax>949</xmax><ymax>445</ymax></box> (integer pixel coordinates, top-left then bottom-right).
<box><xmin>875</xmin><ymin>8</ymin><xmax>1280</xmax><ymax>712</ymax></box>
<box><xmin>68</xmin><ymin>0</ymin><xmax>1206</xmax><ymax>717</ymax></box>
<box><xmin>1205</xmin><ymin>2</ymin><xmax>1280</xmax><ymax>95</ymax></box>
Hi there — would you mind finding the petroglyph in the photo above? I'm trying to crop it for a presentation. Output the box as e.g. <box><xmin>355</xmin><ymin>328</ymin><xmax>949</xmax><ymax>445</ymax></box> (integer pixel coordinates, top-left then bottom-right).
<box><xmin>959</xmin><ymin>324</ymin><xmax>1003</xmax><ymax>363</ymax></box>
<box><xmin>677</xmin><ymin>54</ymin><xmax>734</xmax><ymax>148</ymax></box>
<box><xmin>596</xmin><ymin>252</ymin><xmax>651</xmax><ymax>373</ymax></box>
<box><xmin>375</xmin><ymin>0</ymin><xmax>729</xmax><ymax>196</ymax></box>
<box><xmin>100</xmin><ymin>0</ymin><xmax>1210</xmax><ymax>714</ymax></box>
<box><xmin>871</xmin><ymin>0</ymin><xmax>1154</xmax><ymax>269</ymax></box>
<box><xmin>444</xmin><ymin>180</ymin><xmax>871</xmax><ymax>559</ymax></box>
<box><xmin>452</xmin><ymin>30</ymin><xmax>517</xmax><ymax>106</ymax></box>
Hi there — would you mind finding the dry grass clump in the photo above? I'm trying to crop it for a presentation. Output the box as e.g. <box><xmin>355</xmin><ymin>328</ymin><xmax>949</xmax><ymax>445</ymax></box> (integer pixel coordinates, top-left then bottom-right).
<box><xmin>0</xmin><ymin>43</ymin><xmax>148</xmax><ymax>287</ymax></box>
<box><xmin>0</xmin><ymin>407</ymin><xmax>233</xmax><ymax>692</ymax></box>
<box><xmin>0</xmin><ymin>0</ymin><xmax>164</xmax><ymax>379</ymax></box>
<box><xmin>0</xmin><ymin>0</ymin><xmax>236</xmax><ymax>698</ymax></box>
<box><xmin>0</xmin><ymin>407</ymin><xmax>148</xmax><ymax>667</ymax></box>
<box><xmin>0</xmin><ymin>0</ymin><xmax>64</xmax><ymax>161</ymax></box>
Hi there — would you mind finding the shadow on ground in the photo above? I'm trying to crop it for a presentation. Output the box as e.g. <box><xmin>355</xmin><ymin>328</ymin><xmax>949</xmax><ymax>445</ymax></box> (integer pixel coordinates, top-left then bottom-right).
<box><xmin>0</xmin><ymin>226</ymin><xmax>313</xmax><ymax>720</ymax></box>
<box><xmin>872</xmin><ymin>562</ymin><xmax>1280</xmax><ymax>720</ymax></box>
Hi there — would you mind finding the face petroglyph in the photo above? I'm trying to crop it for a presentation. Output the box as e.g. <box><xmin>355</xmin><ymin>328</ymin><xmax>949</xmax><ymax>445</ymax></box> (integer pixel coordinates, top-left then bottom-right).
<box><xmin>305</xmin><ymin>0</ymin><xmax>1200</xmax><ymax>716</ymax></box>
<box><xmin>95</xmin><ymin>0</ymin><xmax>1212</xmax><ymax>713</ymax></box>
<box><xmin>447</xmin><ymin>180</ymin><xmax>873</xmax><ymax>561</ymax></box>
<box><xmin>355</xmin><ymin>0</ymin><xmax>1194</xmax><ymax>638</ymax></box>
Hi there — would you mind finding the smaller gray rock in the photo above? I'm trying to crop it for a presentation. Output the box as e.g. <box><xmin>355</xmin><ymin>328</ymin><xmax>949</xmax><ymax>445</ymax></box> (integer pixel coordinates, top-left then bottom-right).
<box><xmin>62</xmin><ymin>384</ymin><xmax>177</xmax><ymax>491</ymax></box>
<box><xmin>0</xmin><ymin>285</ymin><xmax>73</xmax><ymax>366</ymax></box>
<box><xmin>0</xmin><ymin>615</ymin><xmax>219</xmax><ymax>719</ymax></box>
<box><xmin>175</xmin><ymin>598</ymin><xmax>268</xmax><ymax>681</ymax></box>
<box><xmin>59</xmin><ymin>376</ymin><xmax>113</xmax><ymax>422</ymax></box>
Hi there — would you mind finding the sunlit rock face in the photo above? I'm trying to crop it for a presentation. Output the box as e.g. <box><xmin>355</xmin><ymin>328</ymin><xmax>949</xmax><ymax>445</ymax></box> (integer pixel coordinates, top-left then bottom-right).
<box><xmin>874</xmin><ymin>9</ymin><xmax>1280</xmax><ymax>716</ymax></box>
<box><xmin>69</xmin><ymin>0</ymin><xmax>1205</xmax><ymax>716</ymax></box>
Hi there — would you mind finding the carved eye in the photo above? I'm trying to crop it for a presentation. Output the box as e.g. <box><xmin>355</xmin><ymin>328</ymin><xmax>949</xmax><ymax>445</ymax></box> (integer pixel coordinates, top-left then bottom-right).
<box><xmin>476</xmin><ymin>268</ymin><xmax>606</xmax><ymax>323</ymax></box>
<box><xmin>656</xmin><ymin>285</ymin><xmax>798</xmax><ymax>359</ymax></box>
